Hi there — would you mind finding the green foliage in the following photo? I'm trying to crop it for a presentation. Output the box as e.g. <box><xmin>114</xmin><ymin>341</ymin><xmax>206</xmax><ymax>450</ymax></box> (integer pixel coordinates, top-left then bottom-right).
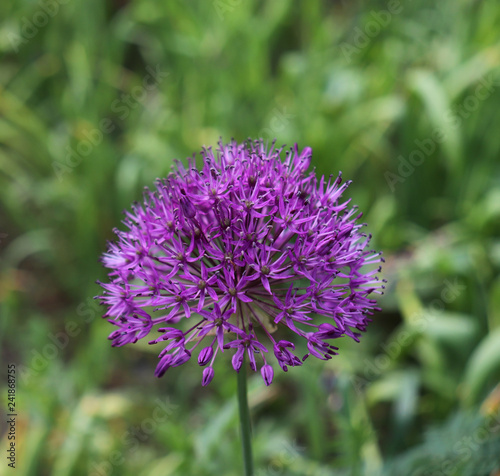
<box><xmin>1</xmin><ymin>0</ymin><xmax>500</xmax><ymax>474</ymax></box>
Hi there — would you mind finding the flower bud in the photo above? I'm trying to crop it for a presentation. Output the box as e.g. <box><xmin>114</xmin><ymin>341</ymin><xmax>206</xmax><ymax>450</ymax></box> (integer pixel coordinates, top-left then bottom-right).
<box><xmin>261</xmin><ymin>364</ymin><xmax>274</xmax><ymax>386</ymax></box>
<box><xmin>180</xmin><ymin>197</ymin><xmax>196</xmax><ymax>218</ymax></box>
<box><xmin>202</xmin><ymin>366</ymin><xmax>214</xmax><ymax>386</ymax></box>
<box><xmin>198</xmin><ymin>346</ymin><xmax>213</xmax><ymax>366</ymax></box>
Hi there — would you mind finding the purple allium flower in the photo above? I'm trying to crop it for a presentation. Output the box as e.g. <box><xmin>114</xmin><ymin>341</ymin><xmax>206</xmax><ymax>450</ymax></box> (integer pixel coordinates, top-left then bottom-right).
<box><xmin>96</xmin><ymin>139</ymin><xmax>385</xmax><ymax>386</ymax></box>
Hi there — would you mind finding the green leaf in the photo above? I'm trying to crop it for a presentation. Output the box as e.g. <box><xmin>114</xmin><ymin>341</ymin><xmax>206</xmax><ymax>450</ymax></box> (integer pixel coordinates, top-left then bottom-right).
<box><xmin>462</xmin><ymin>328</ymin><xmax>500</xmax><ymax>406</ymax></box>
<box><xmin>407</xmin><ymin>69</ymin><xmax>463</xmax><ymax>173</ymax></box>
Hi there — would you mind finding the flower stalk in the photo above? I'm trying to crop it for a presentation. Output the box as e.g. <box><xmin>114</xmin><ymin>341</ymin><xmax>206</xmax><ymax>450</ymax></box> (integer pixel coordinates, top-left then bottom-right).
<box><xmin>237</xmin><ymin>356</ymin><xmax>254</xmax><ymax>476</ymax></box>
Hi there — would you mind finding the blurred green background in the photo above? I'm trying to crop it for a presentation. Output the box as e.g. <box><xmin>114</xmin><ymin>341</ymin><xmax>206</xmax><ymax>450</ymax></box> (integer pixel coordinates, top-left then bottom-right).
<box><xmin>1</xmin><ymin>0</ymin><xmax>500</xmax><ymax>475</ymax></box>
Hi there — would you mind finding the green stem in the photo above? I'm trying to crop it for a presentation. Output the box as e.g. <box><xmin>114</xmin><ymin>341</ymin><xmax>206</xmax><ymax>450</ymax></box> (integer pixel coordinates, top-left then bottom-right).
<box><xmin>237</xmin><ymin>361</ymin><xmax>254</xmax><ymax>476</ymax></box>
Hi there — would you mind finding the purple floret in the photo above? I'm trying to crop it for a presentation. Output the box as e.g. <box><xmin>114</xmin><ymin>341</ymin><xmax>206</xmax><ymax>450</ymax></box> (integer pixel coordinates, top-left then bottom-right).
<box><xmin>96</xmin><ymin>139</ymin><xmax>385</xmax><ymax>385</ymax></box>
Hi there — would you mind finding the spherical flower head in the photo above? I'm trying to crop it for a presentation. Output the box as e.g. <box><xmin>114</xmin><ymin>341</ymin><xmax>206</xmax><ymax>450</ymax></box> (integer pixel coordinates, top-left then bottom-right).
<box><xmin>96</xmin><ymin>139</ymin><xmax>385</xmax><ymax>386</ymax></box>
